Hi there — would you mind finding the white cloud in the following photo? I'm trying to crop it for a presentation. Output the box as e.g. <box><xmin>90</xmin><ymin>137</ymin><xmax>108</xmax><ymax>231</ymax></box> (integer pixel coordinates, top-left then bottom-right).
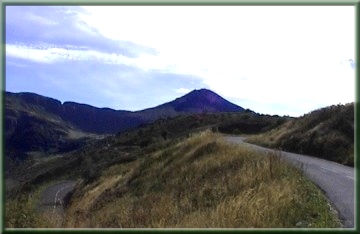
<box><xmin>78</xmin><ymin>6</ymin><xmax>354</xmax><ymax>84</ymax></box>
<box><xmin>175</xmin><ymin>88</ymin><xmax>191</xmax><ymax>94</ymax></box>
<box><xmin>6</xmin><ymin>43</ymin><xmax>164</xmax><ymax>69</ymax></box>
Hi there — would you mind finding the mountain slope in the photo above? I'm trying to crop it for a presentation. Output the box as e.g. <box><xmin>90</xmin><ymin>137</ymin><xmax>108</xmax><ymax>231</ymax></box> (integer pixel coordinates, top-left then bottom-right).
<box><xmin>247</xmin><ymin>103</ymin><xmax>354</xmax><ymax>166</ymax></box>
<box><xmin>5</xmin><ymin>94</ymin><xmax>107</xmax><ymax>176</ymax></box>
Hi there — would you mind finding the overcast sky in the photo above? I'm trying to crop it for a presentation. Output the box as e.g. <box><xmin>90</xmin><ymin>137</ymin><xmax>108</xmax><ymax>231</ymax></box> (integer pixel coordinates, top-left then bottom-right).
<box><xmin>5</xmin><ymin>5</ymin><xmax>355</xmax><ymax>116</ymax></box>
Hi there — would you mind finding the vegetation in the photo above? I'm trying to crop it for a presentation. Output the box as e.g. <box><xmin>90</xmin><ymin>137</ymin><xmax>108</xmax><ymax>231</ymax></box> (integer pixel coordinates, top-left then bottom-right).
<box><xmin>113</xmin><ymin>112</ymin><xmax>288</xmax><ymax>148</ymax></box>
<box><xmin>247</xmin><ymin>103</ymin><xmax>354</xmax><ymax>166</ymax></box>
<box><xmin>5</xmin><ymin>107</ymin><xmax>344</xmax><ymax>228</ymax></box>
<box><xmin>217</xmin><ymin>112</ymin><xmax>291</xmax><ymax>134</ymax></box>
<box><xmin>61</xmin><ymin>131</ymin><xmax>340</xmax><ymax>228</ymax></box>
<box><xmin>6</xmin><ymin>111</ymin><xmax>286</xmax><ymax>187</ymax></box>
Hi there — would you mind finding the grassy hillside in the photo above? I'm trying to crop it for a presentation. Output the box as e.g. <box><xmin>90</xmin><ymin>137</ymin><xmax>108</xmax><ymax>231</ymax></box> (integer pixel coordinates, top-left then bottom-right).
<box><xmin>247</xmin><ymin>103</ymin><xmax>354</xmax><ymax>166</ymax></box>
<box><xmin>5</xmin><ymin>111</ymin><xmax>341</xmax><ymax>228</ymax></box>
<box><xmin>5</xmin><ymin>131</ymin><xmax>341</xmax><ymax>228</ymax></box>
<box><xmin>5</xmin><ymin>112</ymin><xmax>287</xmax><ymax>196</ymax></box>
<box><xmin>59</xmin><ymin>131</ymin><xmax>339</xmax><ymax>228</ymax></box>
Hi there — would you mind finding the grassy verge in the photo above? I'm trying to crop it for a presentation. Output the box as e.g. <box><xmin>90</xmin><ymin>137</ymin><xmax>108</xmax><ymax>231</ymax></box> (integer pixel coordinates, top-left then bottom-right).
<box><xmin>63</xmin><ymin>131</ymin><xmax>340</xmax><ymax>228</ymax></box>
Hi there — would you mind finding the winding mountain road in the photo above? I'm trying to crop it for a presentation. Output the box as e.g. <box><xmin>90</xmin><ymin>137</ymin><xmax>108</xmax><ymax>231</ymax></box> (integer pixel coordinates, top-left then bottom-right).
<box><xmin>38</xmin><ymin>181</ymin><xmax>76</xmax><ymax>215</ymax></box>
<box><xmin>224</xmin><ymin>136</ymin><xmax>355</xmax><ymax>228</ymax></box>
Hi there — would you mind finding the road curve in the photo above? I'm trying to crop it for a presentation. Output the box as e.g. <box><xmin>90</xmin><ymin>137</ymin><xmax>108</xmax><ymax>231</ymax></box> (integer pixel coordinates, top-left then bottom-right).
<box><xmin>224</xmin><ymin>136</ymin><xmax>355</xmax><ymax>229</ymax></box>
<box><xmin>38</xmin><ymin>180</ymin><xmax>77</xmax><ymax>215</ymax></box>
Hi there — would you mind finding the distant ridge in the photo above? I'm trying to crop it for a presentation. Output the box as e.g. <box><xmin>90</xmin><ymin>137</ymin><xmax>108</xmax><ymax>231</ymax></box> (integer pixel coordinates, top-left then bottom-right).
<box><xmin>5</xmin><ymin>88</ymin><xmax>247</xmax><ymax>161</ymax></box>
<box><xmin>6</xmin><ymin>88</ymin><xmax>246</xmax><ymax>135</ymax></box>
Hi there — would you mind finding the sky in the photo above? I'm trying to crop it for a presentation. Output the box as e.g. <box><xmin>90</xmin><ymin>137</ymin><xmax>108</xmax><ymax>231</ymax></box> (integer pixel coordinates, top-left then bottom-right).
<box><xmin>5</xmin><ymin>5</ymin><xmax>355</xmax><ymax>117</ymax></box>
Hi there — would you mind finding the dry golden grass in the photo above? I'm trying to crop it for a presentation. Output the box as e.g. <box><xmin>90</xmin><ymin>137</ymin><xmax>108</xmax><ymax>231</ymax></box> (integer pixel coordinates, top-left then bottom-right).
<box><xmin>63</xmin><ymin>130</ymin><xmax>340</xmax><ymax>228</ymax></box>
<box><xmin>63</xmin><ymin>159</ymin><xmax>141</xmax><ymax>228</ymax></box>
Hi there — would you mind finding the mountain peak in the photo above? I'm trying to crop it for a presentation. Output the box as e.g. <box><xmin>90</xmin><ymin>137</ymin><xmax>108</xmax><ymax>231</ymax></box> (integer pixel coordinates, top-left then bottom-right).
<box><xmin>189</xmin><ymin>88</ymin><xmax>215</xmax><ymax>94</ymax></box>
<box><xmin>192</xmin><ymin>88</ymin><xmax>212</xmax><ymax>92</ymax></box>
<box><xmin>166</xmin><ymin>88</ymin><xmax>245</xmax><ymax>113</ymax></box>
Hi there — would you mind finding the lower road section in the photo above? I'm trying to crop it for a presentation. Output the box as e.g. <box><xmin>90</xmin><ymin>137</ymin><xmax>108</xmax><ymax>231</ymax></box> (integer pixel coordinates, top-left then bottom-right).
<box><xmin>39</xmin><ymin>180</ymin><xmax>77</xmax><ymax>215</ymax></box>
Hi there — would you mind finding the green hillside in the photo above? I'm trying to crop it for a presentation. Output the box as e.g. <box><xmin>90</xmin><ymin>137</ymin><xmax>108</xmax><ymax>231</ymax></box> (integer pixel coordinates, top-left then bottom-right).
<box><xmin>247</xmin><ymin>103</ymin><xmax>354</xmax><ymax>166</ymax></box>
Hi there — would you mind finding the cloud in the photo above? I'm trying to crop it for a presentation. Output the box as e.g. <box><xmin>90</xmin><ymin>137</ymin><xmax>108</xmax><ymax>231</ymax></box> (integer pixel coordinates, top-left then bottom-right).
<box><xmin>6</xmin><ymin>6</ymin><xmax>156</xmax><ymax>58</ymax></box>
<box><xmin>6</xmin><ymin>43</ymin><xmax>129</xmax><ymax>64</ymax></box>
<box><xmin>175</xmin><ymin>88</ymin><xmax>191</xmax><ymax>94</ymax></box>
<box><xmin>6</xmin><ymin>43</ymin><xmax>174</xmax><ymax>75</ymax></box>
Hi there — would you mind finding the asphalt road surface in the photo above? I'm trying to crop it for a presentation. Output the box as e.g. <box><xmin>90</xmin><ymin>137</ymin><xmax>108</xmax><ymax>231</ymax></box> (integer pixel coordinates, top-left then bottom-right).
<box><xmin>224</xmin><ymin>136</ymin><xmax>355</xmax><ymax>228</ymax></box>
<box><xmin>38</xmin><ymin>180</ymin><xmax>76</xmax><ymax>215</ymax></box>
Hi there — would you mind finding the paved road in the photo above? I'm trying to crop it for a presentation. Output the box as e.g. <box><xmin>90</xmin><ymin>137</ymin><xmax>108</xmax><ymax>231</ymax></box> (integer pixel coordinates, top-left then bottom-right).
<box><xmin>38</xmin><ymin>180</ymin><xmax>76</xmax><ymax>215</ymax></box>
<box><xmin>224</xmin><ymin>136</ymin><xmax>355</xmax><ymax>228</ymax></box>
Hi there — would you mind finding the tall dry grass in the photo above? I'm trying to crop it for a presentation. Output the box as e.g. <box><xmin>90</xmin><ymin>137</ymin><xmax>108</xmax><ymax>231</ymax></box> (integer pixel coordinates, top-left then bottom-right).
<box><xmin>63</xmin><ymin>131</ymin><xmax>340</xmax><ymax>228</ymax></box>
